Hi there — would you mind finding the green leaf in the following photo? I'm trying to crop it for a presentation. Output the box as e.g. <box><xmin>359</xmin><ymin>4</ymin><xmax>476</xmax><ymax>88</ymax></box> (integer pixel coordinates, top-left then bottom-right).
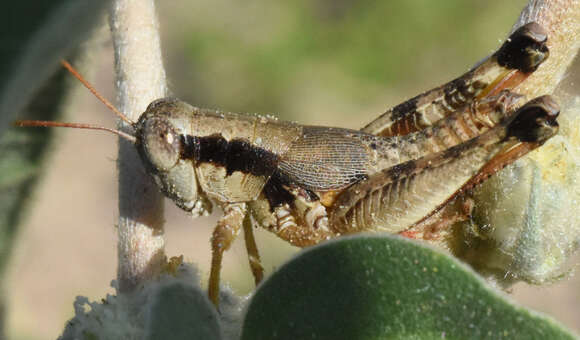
<box><xmin>242</xmin><ymin>235</ymin><xmax>577</xmax><ymax>340</ymax></box>
<box><xmin>146</xmin><ymin>283</ymin><xmax>222</xmax><ymax>340</ymax></box>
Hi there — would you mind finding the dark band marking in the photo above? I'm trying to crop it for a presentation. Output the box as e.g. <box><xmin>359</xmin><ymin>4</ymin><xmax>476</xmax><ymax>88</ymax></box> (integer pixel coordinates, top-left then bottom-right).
<box><xmin>180</xmin><ymin>135</ymin><xmax>198</xmax><ymax>159</ymax></box>
<box><xmin>495</xmin><ymin>24</ymin><xmax>548</xmax><ymax>73</ymax></box>
<box><xmin>442</xmin><ymin>79</ymin><xmax>466</xmax><ymax>110</ymax></box>
<box><xmin>506</xmin><ymin>103</ymin><xmax>558</xmax><ymax>143</ymax></box>
<box><xmin>389</xmin><ymin>96</ymin><xmax>419</xmax><ymax>121</ymax></box>
<box><xmin>180</xmin><ymin>134</ymin><xmax>279</xmax><ymax>176</ymax></box>
<box><xmin>443</xmin><ymin>77</ymin><xmax>467</xmax><ymax>96</ymax></box>
<box><xmin>382</xmin><ymin>160</ymin><xmax>418</xmax><ymax>181</ymax></box>
<box><xmin>263</xmin><ymin>171</ymin><xmax>298</xmax><ymax>209</ymax></box>
<box><xmin>263</xmin><ymin>170</ymin><xmax>320</xmax><ymax>210</ymax></box>
<box><xmin>180</xmin><ymin>133</ymin><xmax>320</xmax><ymax>210</ymax></box>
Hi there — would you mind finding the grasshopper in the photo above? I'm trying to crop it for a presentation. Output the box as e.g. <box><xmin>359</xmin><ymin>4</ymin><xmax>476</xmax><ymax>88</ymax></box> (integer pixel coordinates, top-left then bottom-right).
<box><xmin>17</xmin><ymin>22</ymin><xmax>558</xmax><ymax>307</ymax></box>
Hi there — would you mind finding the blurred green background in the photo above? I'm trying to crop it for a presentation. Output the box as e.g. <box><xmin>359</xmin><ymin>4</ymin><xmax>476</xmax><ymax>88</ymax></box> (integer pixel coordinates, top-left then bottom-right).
<box><xmin>158</xmin><ymin>1</ymin><xmax>528</xmax><ymax>125</ymax></box>
<box><xmin>7</xmin><ymin>1</ymin><xmax>580</xmax><ymax>339</ymax></box>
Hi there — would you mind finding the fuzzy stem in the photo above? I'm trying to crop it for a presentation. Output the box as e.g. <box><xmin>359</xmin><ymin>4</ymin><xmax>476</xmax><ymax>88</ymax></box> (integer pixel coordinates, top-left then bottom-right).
<box><xmin>109</xmin><ymin>0</ymin><xmax>167</xmax><ymax>292</ymax></box>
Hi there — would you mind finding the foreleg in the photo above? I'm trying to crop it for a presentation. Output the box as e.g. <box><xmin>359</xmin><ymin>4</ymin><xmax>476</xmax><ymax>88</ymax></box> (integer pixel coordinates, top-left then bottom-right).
<box><xmin>208</xmin><ymin>203</ymin><xmax>246</xmax><ymax>307</ymax></box>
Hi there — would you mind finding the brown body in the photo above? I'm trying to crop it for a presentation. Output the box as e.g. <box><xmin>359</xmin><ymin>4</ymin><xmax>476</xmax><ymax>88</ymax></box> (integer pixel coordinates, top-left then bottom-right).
<box><xmin>136</xmin><ymin>94</ymin><xmax>559</xmax><ymax>243</ymax></box>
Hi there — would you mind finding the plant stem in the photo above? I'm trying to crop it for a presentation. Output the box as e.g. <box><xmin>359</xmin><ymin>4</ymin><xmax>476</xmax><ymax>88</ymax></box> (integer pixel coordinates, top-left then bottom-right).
<box><xmin>109</xmin><ymin>0</ymin><xmax>167</xmax><ymax>293</ymax></box>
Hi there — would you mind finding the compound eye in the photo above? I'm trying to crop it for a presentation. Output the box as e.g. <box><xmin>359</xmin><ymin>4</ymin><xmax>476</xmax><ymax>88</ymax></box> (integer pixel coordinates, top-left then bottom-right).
<box><xmin>142</xmin><ymin>117</ymin><xmax>181</xmax><ymax>171</ymax></box>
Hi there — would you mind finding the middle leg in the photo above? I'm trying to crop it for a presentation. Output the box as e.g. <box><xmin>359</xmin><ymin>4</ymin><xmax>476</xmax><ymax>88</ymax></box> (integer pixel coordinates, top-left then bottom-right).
<box><xmin>242</xmin><ymin>212</ymin><xmax>264</xmax><ymax>286</ymax></box>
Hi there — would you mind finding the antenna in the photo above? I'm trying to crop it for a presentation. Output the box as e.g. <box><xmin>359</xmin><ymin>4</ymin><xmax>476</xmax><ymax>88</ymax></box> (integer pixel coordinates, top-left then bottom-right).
<box><xmin>14</xmin><ymin>60</ymin><xmax>137</xmax><ymax>143</ymax></box>
<box><xmin>60</xmin><ymin>60</ymin><xmax>134</xmax><ymax>125</ymax></box>
<box><xmin>14</xmin><ymin>120</ymin><xmax>137</xmax><ymax>143</ymax></box>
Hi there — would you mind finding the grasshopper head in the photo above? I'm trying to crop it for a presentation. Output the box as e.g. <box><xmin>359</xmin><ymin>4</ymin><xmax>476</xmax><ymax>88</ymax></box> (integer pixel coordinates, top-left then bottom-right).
<box><xmin>135</xmin><ymin>98</ymin><xmax>207</xmax><ymax>214</ymax></box>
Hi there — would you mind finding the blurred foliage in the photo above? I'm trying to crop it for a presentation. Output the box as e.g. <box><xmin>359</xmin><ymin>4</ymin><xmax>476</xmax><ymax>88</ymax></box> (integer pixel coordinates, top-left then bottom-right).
<box><xmin>0</xmin><ymin>71</ymin><xmax>66</xmax><ymax>275</ymax></box>
<box><xmin>0</xmin><ymin>70</ymin><xmax>65</xmax><ymax>339</ymax></box>
<box><xmin>0</xmin><ymin>1</ymin><xmax>109</xmax><ymax>338</ymax></box>
<box><xmin>0</xmin><ymin>0</ymin><xmax>110</xmax><ymax>275</ymax></box>
<box><xmin>161</xmin><ymin>0</ymin><xmax>527</xmax><ymax>123</ymax></box>
<box><xmin>0</xmin><ymin>1</ymin><xmax>67</xmax><ymax>79</ymax></box>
